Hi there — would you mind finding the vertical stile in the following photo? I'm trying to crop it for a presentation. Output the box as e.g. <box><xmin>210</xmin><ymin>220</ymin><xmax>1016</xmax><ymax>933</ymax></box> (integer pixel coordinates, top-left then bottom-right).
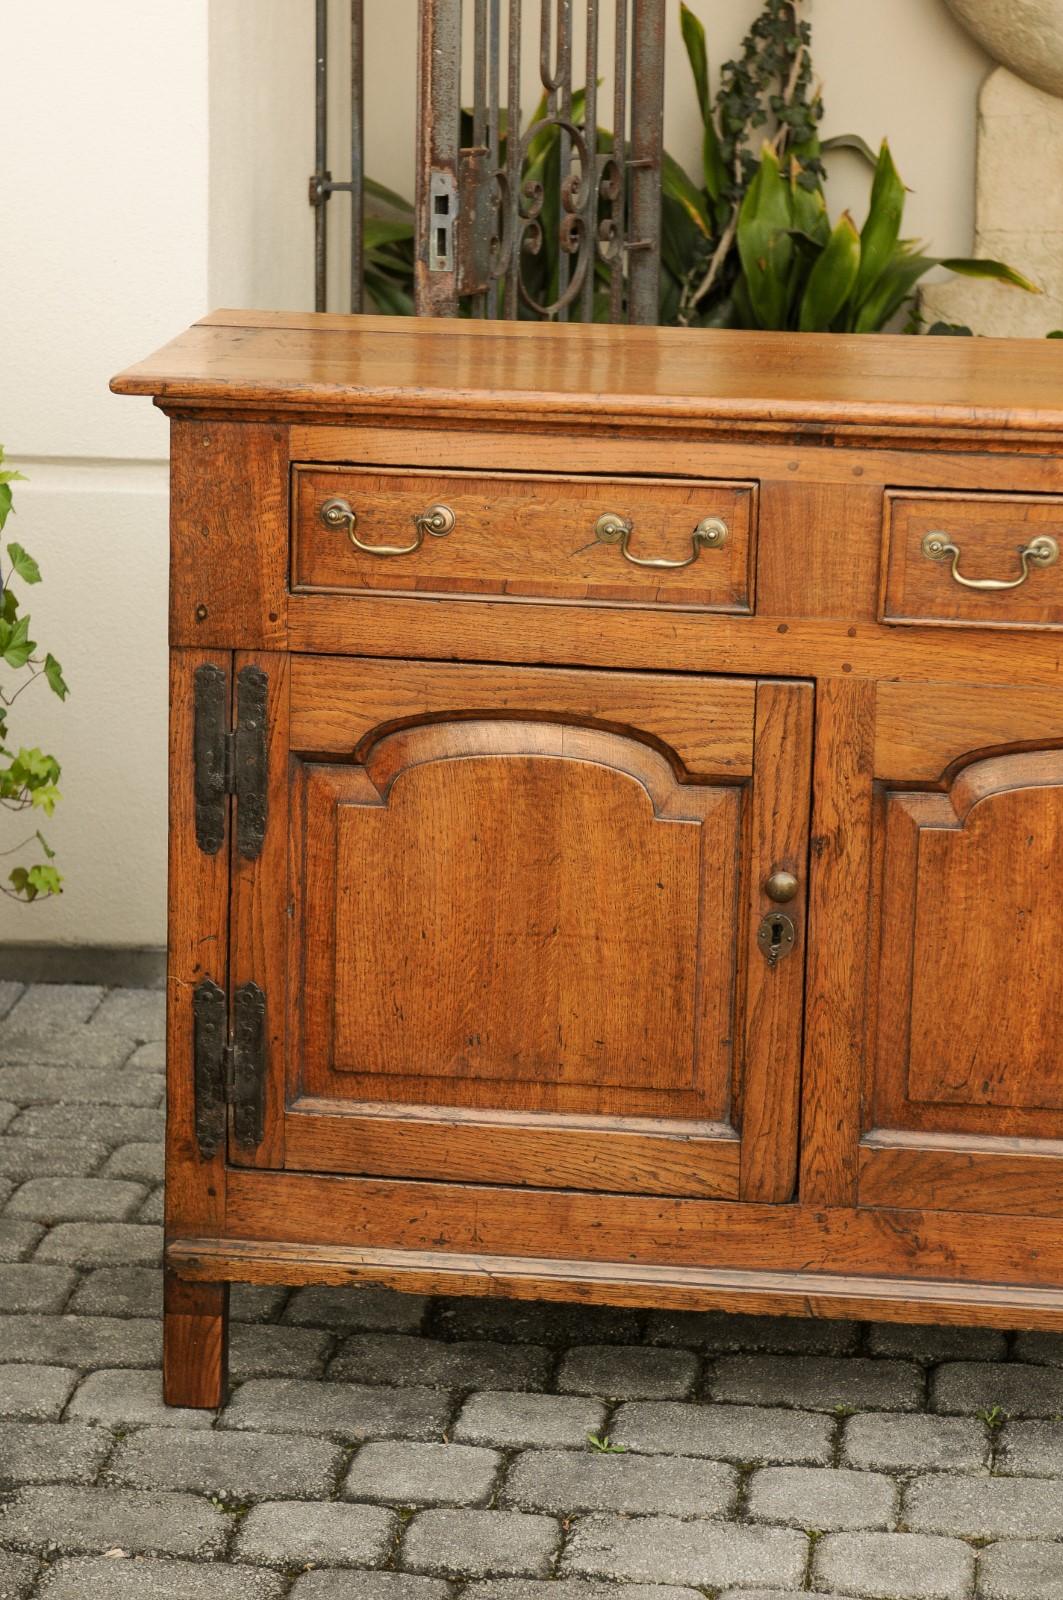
<box><xmin>627</xmin><ymin>0</ymin><xmax>664</xmax><ymax>323</ymax></box>
<box><xmin>580</xmin><ymin>0</ymin><xmax>600</xmax><ymax>323</ymax></box>
<box><xmin>470</xmin><ymin>0</ymin><xmax>489</xmax><ymax>317</ymax></box>
<box><xmin>550</xmin><ymin>1</ymin><xmax>574</xmax><ymax>318</ymax></box>
<box><xmin>487</xmin><ymin>0</ymin><xmax>502</xmax><ymax>315</ymax></box>
<box><xmin>503</xmin><ymin>0</ymin><xmax>523</xmax><ymax>319</ymax></box>
<box><xmin>415</xmin><ymin>0</ymin><xmax>463</xmax><ymax>315</ymax></box>
<box><xmin>313</xmin><ymin>0</ymin><xmax>328</xmax><ymax>311</ymax></box>
<box><xmin>349</xmin><ymin>0</ymin><xmax>365</xmax><ymax>312</ymax></box>
<box><xmin>610</xmin><ymin>0</ymin><xmax>628</xmax><ymax>322</ymax></box>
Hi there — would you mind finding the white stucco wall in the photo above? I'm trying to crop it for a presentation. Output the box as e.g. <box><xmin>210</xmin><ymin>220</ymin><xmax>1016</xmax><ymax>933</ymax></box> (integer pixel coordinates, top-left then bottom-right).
<box><xmin>1</xmin><ymin>0</ymin><xmax>993</xmax><ymax>950</ymax></box>
<box><xmin>0</xmin><ymin>0</ymin><xmax>209</xmax><ymax>950</ymax></box>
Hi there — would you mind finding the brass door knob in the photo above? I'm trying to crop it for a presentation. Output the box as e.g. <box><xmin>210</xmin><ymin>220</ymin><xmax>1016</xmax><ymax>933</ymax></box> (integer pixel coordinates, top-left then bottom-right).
<box><xmin>764</xmin><ymin>870</ymin><xmax>799</xmax><ymax>904</ymax></box>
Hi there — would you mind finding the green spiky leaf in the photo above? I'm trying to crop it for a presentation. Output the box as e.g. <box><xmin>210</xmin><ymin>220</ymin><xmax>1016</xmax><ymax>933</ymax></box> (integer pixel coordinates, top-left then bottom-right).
<box><xmin>821</xmin><ymin>132</ymin><xmax>879</xmax><ymax>167</ymax></box>
<box><xmin>852</xmin><ymin>244</ymin><xmax>936</xmax><ymax>333</ymax></box>
<box><xmin>800</xmin><ymin>211</ymin><xmax>861</xmax><ymax>331</ymax></box>
<box><xmin>736</xmin><ymin>145</ymin><xmax>794</xmax><ymax>330</ymax></box>
<box><xmin>679</xmin><ymin>3</ymin><xmax>710</xmax><ymax>122</ymax></box>
<box><xmin>939</xmin><ymin>257</ymin><xmax>1041</xmax><ymax>293</ymax></box>
<box><xmin>853</xmin><ymin>140</ymin><xmax>906</xmax><ymax>312</ymax></box>
<box><xmin>661</xmin><ymin>150</ymin><xmax>711</xmax><ymax>237</ymax></box>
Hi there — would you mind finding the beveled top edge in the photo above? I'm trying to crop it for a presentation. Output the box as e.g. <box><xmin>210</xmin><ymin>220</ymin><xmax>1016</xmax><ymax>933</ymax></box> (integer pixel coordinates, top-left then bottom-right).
<box><xmin>110</xmin><ymin>308</ymin><xmax>1063</xmax><ymax>438</ymax></box>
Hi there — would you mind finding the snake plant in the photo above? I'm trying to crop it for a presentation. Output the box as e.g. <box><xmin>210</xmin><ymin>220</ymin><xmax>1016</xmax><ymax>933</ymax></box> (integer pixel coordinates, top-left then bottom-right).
<box><xmin>662</xmin><ymin>1</ymin><xmax>1038</xmax><ymax>331</ymax></box>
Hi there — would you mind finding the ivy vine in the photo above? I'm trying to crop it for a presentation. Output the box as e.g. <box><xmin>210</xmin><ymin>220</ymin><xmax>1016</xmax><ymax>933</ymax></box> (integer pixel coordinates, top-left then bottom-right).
<box><xmin>0</xmin><ymin>446</ymin><xmax>68</xmax><ymax>900</ymax></box>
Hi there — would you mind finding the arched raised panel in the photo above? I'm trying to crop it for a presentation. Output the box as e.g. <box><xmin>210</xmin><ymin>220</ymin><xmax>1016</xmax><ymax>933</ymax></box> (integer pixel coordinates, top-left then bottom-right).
<box><xmin>874</xmin><ymin>750</ymin><xmax>1063</xmax><ymax>1130</ymax></box>
<box><xmin>264</xmin><ymin>656</ymin><xmax>813</xmax><ymax>1199</ymax></box>
<box><xmin>302</xmin><ymin>719</ymin><xmax>738</xmax><ymax>1112</ymax></box>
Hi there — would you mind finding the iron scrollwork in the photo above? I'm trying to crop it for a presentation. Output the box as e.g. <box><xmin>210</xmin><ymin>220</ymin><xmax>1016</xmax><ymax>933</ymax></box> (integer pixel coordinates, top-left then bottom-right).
<box><xmin>439</xmin><ymin>0</ymin><xmax>664</xmax><ymax>323</ymax></box>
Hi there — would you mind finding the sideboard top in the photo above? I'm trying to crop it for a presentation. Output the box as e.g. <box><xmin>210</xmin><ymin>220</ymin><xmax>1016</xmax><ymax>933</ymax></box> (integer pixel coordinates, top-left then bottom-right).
<box><xmin>111</xmin><ymin>308</ymin><xmax>1063</xmax><ymax>441</ymax></box>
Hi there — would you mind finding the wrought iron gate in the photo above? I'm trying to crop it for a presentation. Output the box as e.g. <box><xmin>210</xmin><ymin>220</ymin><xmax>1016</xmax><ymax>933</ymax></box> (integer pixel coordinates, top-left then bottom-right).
<box><xmin>310</xmin><ymin>0</ymin><xmax>666</xmax><ymax>322</ymax></box>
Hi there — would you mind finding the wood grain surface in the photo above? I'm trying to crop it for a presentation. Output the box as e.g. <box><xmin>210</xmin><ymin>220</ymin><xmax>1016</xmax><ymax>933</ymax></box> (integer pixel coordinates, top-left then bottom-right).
<box><xmin>113</xmin><ymin>312</ymin><xmax>1063</xmax><ymax>1395</ymax></box>
<box><xmin>112</xmin><ymin>309</ymin><xmax>1063</xmax><ymax>444</ymax></box>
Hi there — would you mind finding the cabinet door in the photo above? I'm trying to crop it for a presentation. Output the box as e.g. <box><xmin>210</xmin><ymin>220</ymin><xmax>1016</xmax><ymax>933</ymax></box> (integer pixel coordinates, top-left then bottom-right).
<box><xmin>860</xmin><ymin>683</ymin><xmax>1063</xmax><ymax>1215</ymax></box>
<box><xmin>235</xmin><ymin>655</ymin><xmax>812</xmax><ymax>1200</ymax></box>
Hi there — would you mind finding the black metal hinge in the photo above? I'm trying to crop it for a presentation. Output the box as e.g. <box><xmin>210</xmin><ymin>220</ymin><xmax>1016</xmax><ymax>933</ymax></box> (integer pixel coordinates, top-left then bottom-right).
<box><xmin>193</xmin><ymin>978</ymin><xmax>267</xmax><ymax>1161</ymax></box>
<box><xmin>193</xmin><ymin>664</ymin><xmax>268</xmax><ymax>858</ymax></box>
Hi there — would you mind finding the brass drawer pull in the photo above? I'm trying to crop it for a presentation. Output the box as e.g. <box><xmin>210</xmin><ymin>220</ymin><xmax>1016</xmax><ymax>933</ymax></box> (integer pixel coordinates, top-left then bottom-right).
<box><xmin>594</xmin><ymin>512</ymin><xmax>729</xmax><ymax>570</ymax></box>
<box><xmin>921</xmin><ymin>530</ymin><xmax>1059</xmax><ymax>591</ymax></box>
<box><xmin>321</xmin><ymin>496</ymin><xmax>455</xmax><ymax>557</ymax></box>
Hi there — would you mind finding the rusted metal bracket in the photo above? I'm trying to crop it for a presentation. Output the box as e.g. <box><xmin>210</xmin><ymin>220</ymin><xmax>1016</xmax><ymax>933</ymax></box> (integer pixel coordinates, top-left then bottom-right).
<box><xmin>193</xmin><ymin>978</ymin><xmax>267</xmax><ymax>1161</ymax></box>
<box><xmin>193</xmin><ymin>665</ymin><xmax>268</xmax><ymax>860</ymax></box>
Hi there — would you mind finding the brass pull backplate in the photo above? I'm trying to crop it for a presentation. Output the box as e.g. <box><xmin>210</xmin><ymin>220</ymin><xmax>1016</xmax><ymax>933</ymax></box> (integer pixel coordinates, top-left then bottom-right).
<box><xmin>321</xmin><ymin>496</ymin><xmax>455</xmax><ymax>557</ymax></box>
<box><xmin>593</xmin><ymin>511</ymin><xmax>729</xmax><ymax>570</ymax></box>
<box><xmin>921</xmin><ymin>530</ymin><xmax>1059</xmax><ymax>592</ymax></box>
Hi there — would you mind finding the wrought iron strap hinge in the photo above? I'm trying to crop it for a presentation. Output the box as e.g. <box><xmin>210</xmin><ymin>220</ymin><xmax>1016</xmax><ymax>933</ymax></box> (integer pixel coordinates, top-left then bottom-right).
<box><xmin>192</xmin><ymin>978</ymin><xmax>267</xmax><ymax>1161</ymax></box>
<box><xmin>193</xmin><ymin>664</ymin><xmax>268</xmax><ymax>858</ymax></box>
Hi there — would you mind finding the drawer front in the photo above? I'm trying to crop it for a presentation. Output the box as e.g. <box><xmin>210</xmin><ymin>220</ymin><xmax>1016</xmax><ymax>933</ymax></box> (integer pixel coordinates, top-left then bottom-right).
<box><xmin>292</xmin><ymin>465</ymin><xmax>756</xmax><ymax>610</ymax></box>
<box><xmin>883</xmin><ymin>490</ymin><xmax>1063</xmax><ymax>630</ymax></box>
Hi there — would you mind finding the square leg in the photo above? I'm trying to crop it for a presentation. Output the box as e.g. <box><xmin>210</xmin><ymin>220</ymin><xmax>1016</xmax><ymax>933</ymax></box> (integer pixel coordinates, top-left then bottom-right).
<box><xmin>163</xmin><ymin>1271</ymin><xmax>230</xmax><ymax>1408</ymax></box>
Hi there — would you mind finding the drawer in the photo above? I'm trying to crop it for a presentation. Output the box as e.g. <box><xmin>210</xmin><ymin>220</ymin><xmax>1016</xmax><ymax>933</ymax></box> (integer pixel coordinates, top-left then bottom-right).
<box><xmin>883</xmin><ymin>490</ymin><xmax>1063</xmax><ymax>630</ymax></box>
<box><xmin>292</xmin><ymin>465</ymin><xmax>756</xmax><ymax>610</ymax></box>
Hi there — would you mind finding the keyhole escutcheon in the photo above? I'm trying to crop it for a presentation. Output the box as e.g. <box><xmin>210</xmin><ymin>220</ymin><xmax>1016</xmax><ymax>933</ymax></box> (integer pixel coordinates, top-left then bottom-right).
<box><xmin>757</xmin><ymin>910</ymin><xmax>796</xmax><ymax>967</ymax></box>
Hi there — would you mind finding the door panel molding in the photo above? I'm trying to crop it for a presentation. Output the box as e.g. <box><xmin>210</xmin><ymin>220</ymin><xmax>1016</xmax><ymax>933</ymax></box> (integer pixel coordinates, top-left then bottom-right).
<box><xmin>860</xmin><ymin>708</ymin><xmax>1063</xmax><ymax>1211</ymax></box>
<box><xmin>235</xmin><ymin>655</ymin><xmax>814</xmax><ymax>1197</ymax></box>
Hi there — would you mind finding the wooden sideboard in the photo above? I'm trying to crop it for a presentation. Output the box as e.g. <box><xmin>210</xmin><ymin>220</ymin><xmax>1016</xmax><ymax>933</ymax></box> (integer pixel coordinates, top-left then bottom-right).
<box><xmin>112</xmin><ymin>310</ymin><xmax>1063</xmax><ymax>1407</ymax></box>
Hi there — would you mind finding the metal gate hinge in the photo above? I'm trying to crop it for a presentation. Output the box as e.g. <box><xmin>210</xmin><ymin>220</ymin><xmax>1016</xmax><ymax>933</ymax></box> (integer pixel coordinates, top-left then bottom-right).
<box><xmin>193</xmin><ymin>978</ymin><xmax>266</xmax><ymax>1161</ymax></box>
<box><xmin>193</xmin><ymin>664</ymin><xmax>268</xmax><ymax>858</ymax></box>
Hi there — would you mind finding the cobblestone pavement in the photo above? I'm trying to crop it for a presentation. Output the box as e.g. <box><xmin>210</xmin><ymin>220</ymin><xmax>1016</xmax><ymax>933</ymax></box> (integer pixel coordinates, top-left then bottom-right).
<box><xmin>1</xmin><ymin>983</ymin><xmax>1062</xmax><ymax>1598</ymax></box>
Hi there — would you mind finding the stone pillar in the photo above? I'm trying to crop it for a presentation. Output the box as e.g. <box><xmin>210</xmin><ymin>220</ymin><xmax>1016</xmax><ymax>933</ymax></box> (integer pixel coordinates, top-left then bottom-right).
<box><xmin>921</xmin><ymin>0</ymin><xmax>1063</xmax><ymax>336</ymax></box>
<box><xmin>921</xmin><ymin>68</ymin><xmax>1063</xmax><ymax>335</ymax></box>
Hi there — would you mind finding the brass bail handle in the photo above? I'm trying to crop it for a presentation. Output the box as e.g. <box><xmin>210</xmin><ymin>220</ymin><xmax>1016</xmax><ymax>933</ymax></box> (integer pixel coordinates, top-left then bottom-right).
<box><xmin>321</xmin><ymin>496</ymin><xmax>455</xmax><ymax>557</ymax></box>
<box><xmin>593</xmin><ymin>512</ymin><xmax>729</xmax><ymax>570</ymax></box>
<box><xmin>921</xmin><ymin>530</ymin><xmax>1060</xmax><ymax>592</ymax></box>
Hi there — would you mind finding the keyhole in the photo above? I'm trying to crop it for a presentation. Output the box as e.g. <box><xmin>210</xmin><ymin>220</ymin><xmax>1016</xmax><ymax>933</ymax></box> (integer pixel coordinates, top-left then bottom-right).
<box><xmin>757</xmin><ymin>910</ymin><xmax>794</xmax><ymax>967</ymax></box>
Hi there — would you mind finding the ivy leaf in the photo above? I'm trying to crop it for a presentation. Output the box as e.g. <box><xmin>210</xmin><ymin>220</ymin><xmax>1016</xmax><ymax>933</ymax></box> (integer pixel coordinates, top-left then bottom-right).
<box><xmin>6</xmin><ymin>543</ymin><xmax>41</xmax><ymax>585</ymax></box>
<box><xmin>28</xmin><ymin>782</ymin><xmax>61</xmax><ymax>816</ymax></box>
<box><xmin>0</xmin><ymin>452</ymin><xmax>26</xmax><ymax>534</ymax></box>
<box><xmin>2</xmin><ymin>614</ymin><xmax>35</xmax><ymax>670</ymax></box>
<box><xmin>1</xmin><ymin>587</ymin><xmax>18</xmax><ymax>624</ymax></box>
<box><xmin>12</xmin><ymin>747</ymin><xmax>60</xmax><ymax>786</ymax></box>
<box><xmin>27</xmin><ymin>863</ymin><xmax>62</xmax><ymax>897</ymax></box>
<box><xmin>35</xmin><ymin>828</ymin><xmax>56</xmax><ymax>860</ymax></box>
<box><xmin>44</xmin><ymin>653</ymin><xmax>69</xmax><ymax>700</ymax></box>
<box><xmin>9</xmin><ymin>862</ymin><xmax>63</xmax><ymax>901</ymax></box>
